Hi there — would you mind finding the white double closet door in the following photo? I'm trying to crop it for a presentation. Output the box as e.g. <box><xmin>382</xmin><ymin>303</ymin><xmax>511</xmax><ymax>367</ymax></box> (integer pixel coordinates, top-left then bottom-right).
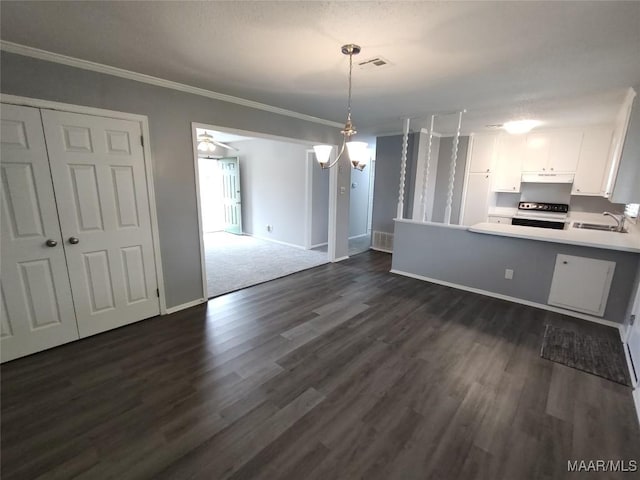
<box><xmin>1</xmin><ymin>104</ymin><xmax>160</xmax><ymax>362</ymax></box>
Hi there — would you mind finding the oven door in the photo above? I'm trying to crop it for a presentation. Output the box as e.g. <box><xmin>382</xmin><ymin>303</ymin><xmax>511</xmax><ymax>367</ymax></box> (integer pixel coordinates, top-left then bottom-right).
<box><xmin>512</xmin><ymin>217</ymin><xmax>566</xmax><ymax>230</ymax></box>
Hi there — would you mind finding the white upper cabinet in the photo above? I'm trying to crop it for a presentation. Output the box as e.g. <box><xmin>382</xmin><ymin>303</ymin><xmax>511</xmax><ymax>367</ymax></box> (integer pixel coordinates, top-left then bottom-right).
<box><xmin>522</xmin><ymin>130</ymin><xmax>582</xmax><ymax>173</ymax></box>
<box><xmin>493</xmin><ymin>135</ymin><xmax>524</xmax><ymax>192</ymax></box>
<box><xmin>461</xmin><ymin>172</ymin><xmax>492</xmax><ymax>226</ymax></box>
<box><xmin>547</xmin><ymin>130</ymin><xmax>583</xmax><ymax>172</ymax></box>
<box><xmin>523</xmin><ymin>133</ymin><xmax>550</xmax><ymax>172</ymax></box>
<box><xmin>572</xmin><ymin>127</ymin><xmax>613</xmax><ymax>196</ymax></box>
<box><xmin>468</xmin><ymin>134</ymin><xmax>497</xmax><ymax>173</ymax></box>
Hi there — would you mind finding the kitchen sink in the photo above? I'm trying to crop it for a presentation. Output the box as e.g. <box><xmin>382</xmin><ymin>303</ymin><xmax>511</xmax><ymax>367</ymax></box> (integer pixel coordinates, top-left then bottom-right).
<box><xmin>572</xmin><ymin>222</ymin><xmax>627</xmax><ymax>233</ymax></box>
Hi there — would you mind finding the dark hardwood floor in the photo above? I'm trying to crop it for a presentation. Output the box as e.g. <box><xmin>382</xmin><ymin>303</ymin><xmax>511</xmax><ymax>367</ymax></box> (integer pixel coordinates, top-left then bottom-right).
<box><xmin>2</xmin><ymin>251</ymin><xmax>639</xmax><ymax>479</ymax></box>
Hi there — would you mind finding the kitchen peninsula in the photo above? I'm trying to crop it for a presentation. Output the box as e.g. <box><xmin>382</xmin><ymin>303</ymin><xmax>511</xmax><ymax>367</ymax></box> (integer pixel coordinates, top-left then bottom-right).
<box><xmin>391</xmin><ymin>217</ymin><xmax>640</xmax><ymax>329</ymax></box>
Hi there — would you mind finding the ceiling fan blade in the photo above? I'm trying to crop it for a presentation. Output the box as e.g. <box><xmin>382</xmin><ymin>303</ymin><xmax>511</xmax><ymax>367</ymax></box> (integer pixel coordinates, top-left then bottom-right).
<box><xmin>211</xmin><ymin>139</ymin><xmax>239</xmax><ymax>152</ymax></box>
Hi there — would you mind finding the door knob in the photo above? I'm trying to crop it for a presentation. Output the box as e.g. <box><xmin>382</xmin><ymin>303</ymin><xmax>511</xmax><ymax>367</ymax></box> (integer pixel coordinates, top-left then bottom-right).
<box><xmin>45</xmin><ymin>239</ymin><xmax>58</xmax><ymax>247</ymax></box>
<box><xmin>68</xmin><ymin>237</ymin><xmax>80</xmax><ymax>245</ymax></box>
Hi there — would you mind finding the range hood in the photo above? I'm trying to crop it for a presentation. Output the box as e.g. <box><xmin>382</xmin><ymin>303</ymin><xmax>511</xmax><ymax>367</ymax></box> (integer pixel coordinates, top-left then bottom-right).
<box><xmin>521</xmin><ymin>173</ymin><xmax>574</xmax><ymax>184</ymax></box>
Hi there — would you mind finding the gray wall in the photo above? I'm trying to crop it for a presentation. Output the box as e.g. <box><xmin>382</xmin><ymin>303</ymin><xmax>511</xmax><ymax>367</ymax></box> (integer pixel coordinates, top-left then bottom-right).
<box><xmin>612</xmin><ymin>88</ymin><xmax>640</xmax><ymax>204</ymax></box>
<box><xmin>431</xmin><ymin>136</ymin><xmax>470</xmax><ymax>224</ymax></box>
<box><xmin>0</xmin><ymin>52</ymin><xmax>341</xmax><ymax>308</ymax></box>
<box><xmin>311</xmin><ymin>159</ymin><xmax>330</xmax><ymax>246</ymax></box>
<box><xmin>371</xmin><ymin>133</ymin><xmax>418</xmax><ymax>234</ymax></box>
<box><xmin>392</xmin><ymin>221</ymin><xmax>640</xmax><ymax>324</ymax></box>
<box><xmin>349</xmin><ymin>166</ymin><xmax>371</xmax><ymax>238</ymax></box>
<box><xmin>231</xmin><ymin>139</ymin><xmax>309</xmax><ymax>247</ymax></box>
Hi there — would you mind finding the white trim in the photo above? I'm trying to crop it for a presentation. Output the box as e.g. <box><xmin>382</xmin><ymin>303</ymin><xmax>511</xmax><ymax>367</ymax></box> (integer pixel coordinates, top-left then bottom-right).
<box><xmin>165</xmin><ymin>298</ymin><xmax>207</xmax><ymax>315</ymax></box>
<box><xmin>250</xmin><ymin>235</ymin><xmax>307</xmax><ymax>250</ymax></box>
<box><xmin>333</xmin><ymin>255</ymin><xmax>350</xmax><ymax>262</ymax></box>
<box><xmin>348</xmin><ymin>233</ymin><xmax>370</xmax><ymax>240</ymax></box>
<box><xmin>304</xmin><ymin>151</ymin><xmax>314</xmax><ymax>249</ymax></box>
<box><xmin>1</xmin><ymin>94</ymin><xmax>168</xmax><ymax>314</ymax></box>
<box><xmin>191</xmin><ymin>124</ymin><xmax>210</xmax><ymax>303</ymax></box>
<box><xmin>458</xmin><ymin>133</ymin><xmax>474</xmax><ymax>226</ymax></box>
<box><xmin>0</xmin><ymin>40</ymin><xmax>342</xmax><ymax>129</ymax></box>
<box><xmin>327</xmin><ymin>149</ymin><xmax>339</xmax><ymax>261</ymax></box>
<box><xmin>310</xmin><ymin>242</ymin><xmax>328</xmax><ymax>249</ymax></box>
<box><xmin>371</xmin><ymin>246</ymin><xmax>393</xmax><ymax>254</ymax></box>
<box><xmin>390</xmin><ymin>268</ymin><xmax>624</xmax><ymax>335</ymax></box>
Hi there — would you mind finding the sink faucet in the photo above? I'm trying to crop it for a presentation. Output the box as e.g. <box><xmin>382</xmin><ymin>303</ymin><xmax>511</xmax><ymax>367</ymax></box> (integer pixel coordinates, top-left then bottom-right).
<box><xmin>603</xmin><ymin>211</ymin><xmax>626</xmax><ymax>232</ymax></box>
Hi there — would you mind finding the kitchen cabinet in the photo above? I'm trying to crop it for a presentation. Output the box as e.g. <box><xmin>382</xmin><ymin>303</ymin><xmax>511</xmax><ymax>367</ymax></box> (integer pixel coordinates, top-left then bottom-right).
<box><xmin>523</xmin><ymin>131</ymin><xmax>582</xmax><ymax>173</ymax></box>
<box><xmin>493</xmin><ymin>135</ymin><xmax>524</xmax><ymax>192</ymax></box>
<box><xmin>461</xmin><ymin>172</ymin><xmax>491</xmax><ymax>226</ymax></box>
<box><xmin>572</xmin><ymin>127</ymin><xmax>613</xmax><ymax>195</ymax></box>
<box><xmin>548</xmin><ymin>254</ymin><xmax>615</xmax><ymax>317</ymax></box>
<box><xmin>487</xmin><ymin>216</ymin><xmax>510</xmax><ymax>224</ymax></box>
<box><xmin>468</xmin><ymin>134</ymin><xmax>497</xmax><ymax>173</ymax></box>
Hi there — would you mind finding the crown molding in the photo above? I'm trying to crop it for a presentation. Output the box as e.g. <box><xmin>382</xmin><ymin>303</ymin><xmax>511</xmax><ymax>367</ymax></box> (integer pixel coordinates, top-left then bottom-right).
<box><xmin>0</xmin><ymin>40</ymin><xmax>343</xmax><ymax>129</ymax></box>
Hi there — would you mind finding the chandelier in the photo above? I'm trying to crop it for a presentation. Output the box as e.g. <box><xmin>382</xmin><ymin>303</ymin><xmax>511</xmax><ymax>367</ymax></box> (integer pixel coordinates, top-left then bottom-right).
<box><xmin>313</xmin><ymin>44</ymin><xmax>369</xmax><ymax>171</ymax></box>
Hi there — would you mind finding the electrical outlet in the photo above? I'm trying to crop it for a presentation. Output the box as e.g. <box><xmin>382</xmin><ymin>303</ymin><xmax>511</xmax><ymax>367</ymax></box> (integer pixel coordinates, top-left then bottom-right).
<box><xmin>505</xmin><ymin>269</ymin><xmax>514</xmax><ymax>280</ymax></box>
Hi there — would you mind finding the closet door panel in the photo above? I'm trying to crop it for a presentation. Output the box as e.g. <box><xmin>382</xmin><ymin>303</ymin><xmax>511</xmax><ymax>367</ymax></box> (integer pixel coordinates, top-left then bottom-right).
<box><xmin>41</xmin><ymin>110</ymin><xmax>159</xmax><ymax>337</ymax></box>
<box><xmin>0</xmin><ymin>104</ymin><xmax>79</xmax><ymax>362</ymax></box>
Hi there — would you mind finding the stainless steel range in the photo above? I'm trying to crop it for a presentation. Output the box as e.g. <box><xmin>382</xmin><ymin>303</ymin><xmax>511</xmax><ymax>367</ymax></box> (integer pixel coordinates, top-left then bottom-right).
<box><xmin>512</xmin><ymin>202</ymin><xmax>569</xmax><ymax>230</ymax></box>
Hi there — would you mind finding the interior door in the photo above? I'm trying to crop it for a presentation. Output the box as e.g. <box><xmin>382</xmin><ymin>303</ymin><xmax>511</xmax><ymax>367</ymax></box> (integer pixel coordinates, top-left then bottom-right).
<box><xmin>1</xmin><ymin>104</ymin><xmax>79</xmax><ymax>362</ymax></box>
<box><xmin>41</xmin><ymin>110</ymin><xmax>159</xmax><ymax>337</ymax></box>
<box><xmin>219</xmin><ymin>157</ymin><xmax>242</xmax><ymax>234</ymax></box>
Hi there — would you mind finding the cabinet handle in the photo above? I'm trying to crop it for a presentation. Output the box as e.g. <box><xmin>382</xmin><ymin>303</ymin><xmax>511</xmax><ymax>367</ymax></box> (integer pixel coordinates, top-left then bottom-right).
<box><xmin>512</xmin><ymin>186</ymin><xmax>516</xmax><ymax>190</ymax></box>
<box><xmin>563</xmin><ymin>261</ymin><xmax>568</xmax><ymax>265</ymax></box>
<box><xmin>550</xmin><ymin>167</ymin><xmax>554</xmax><ymax>171</ymax></box>
<box><xmin>486</xmin><ymin>169</ymin><xmax>490</xmax><ymax>172</ymax></box>
<box><xmin>542</xmin><ymin>168</ymin><xmax>546</xmax><ymax>171</ymax></box>
<box><xmin>576</xmin><ymin>188</ymin><xmax>581</xmax><ymax>192</ymax></box>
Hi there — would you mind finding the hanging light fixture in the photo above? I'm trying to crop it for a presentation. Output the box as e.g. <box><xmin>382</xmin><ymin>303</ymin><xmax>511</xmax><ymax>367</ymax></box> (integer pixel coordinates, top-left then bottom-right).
<box><xmin>197</xmin><ymin>132</ymin><xmax>217</xmax><ymax>153</ymax></box>
<box><xmin>314</xmin><ymin>44</ymin><xmax>370</xmax><ymax>171</ymax></box>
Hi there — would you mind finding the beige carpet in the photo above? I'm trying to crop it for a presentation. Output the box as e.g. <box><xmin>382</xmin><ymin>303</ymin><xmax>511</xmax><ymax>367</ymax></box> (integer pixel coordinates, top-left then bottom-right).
<box><xmin>204</xmin><ymin>232</ymin><xmax>329</xmax><ymax>298</ymax></box>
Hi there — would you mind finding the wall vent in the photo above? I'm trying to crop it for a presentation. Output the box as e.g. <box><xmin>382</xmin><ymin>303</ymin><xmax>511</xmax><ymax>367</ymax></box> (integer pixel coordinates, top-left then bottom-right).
<box><xmin>358</xmin><ymin>57</ymin><xmax>390</xmax><ymax>70</ymax></box>
<box><xmin>372</xmin><ymin>231</ymin><xmax>394</xmax><ymax>252</ymax></box>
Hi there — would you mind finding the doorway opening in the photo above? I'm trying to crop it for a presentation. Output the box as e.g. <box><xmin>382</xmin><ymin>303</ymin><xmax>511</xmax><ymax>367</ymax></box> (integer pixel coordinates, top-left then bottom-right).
<box><xmin>193</xmin><ymin>124</ymin><xmax>331</xmax><ymax>299</ymax></box>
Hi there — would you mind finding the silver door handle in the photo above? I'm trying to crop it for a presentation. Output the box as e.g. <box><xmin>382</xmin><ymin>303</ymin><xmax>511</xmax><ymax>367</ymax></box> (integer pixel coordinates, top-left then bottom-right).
<box><xmin>45</xmin><ymin>239</ymin><xmax>58</xmax><ymax>247</ymax></box>
<box><xmin>68</xmin><ymin>237</ymin><xmax>80</xmax><ymax>245</ymax></box>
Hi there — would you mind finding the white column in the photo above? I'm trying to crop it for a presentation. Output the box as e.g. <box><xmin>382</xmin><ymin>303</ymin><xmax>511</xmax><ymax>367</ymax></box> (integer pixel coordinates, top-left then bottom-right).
<box><xmin>443</xmin><ymin>111</ymin><xmax>464</xmax><ymax>224</ymax></box>
<box><xmin>420</xmin><ymin>115</ymin><xmax>436</xmax><ymax>222</ymax></box>
<box><xmin>397</xmin><ymin>118</ymin><xmax>410</xmax><ymax>219</ymax></box>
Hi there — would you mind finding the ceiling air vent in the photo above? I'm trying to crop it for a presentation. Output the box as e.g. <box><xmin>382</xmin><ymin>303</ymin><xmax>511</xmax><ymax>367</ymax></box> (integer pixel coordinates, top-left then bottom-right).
<box><xmin>358</xmin><ymin>57</ymin><xmax>390</xmax><ymax>70</ymax></box>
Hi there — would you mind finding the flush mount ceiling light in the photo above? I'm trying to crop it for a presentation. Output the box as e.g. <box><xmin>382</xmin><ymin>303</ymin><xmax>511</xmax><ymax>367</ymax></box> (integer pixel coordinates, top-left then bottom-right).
<box><xmin>313</xmin><ymin>44</ymin><xmax>370</xmax><ymax>171</ymax></box>
<box><xmin>503</xmin><ymin>119</ymin><xmax>542</xmax><ymax>135</ymax></box>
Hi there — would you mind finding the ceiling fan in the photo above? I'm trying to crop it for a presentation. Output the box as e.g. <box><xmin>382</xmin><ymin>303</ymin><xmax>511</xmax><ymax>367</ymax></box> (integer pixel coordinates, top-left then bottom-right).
<box><xmin>197</xmin><ymin>132</ymin><xmax>238</xmax><ymax>153</ymax></box>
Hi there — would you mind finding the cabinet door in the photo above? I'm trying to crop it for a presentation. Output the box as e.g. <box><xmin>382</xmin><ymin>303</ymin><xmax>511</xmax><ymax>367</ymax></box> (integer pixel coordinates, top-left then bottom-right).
<box><xmin>1</xmin><ymin>104</ymin><xmax>79</xmax><ymax>362</ymax></box>
<box><xmin>572</xmin><ymin>127</ymin><xmax>613</xmax><ymax>195</ymax></box>
<box><xmin>493</xmin><ymin>135</ymin><xmax>523</xmax><ymax>192</ymax></box>
<box><xmin>523</xmin><ymin>133</ymin><xmax>550</xmax><ymax>172</ymax></box>
<box><xmin>461</xmin><ymin>172</ymin><xmax>491</xmax><ymax>226</ymax></box>
<box><xmin>548</xmin><ymin>131</ymin><xmax>583</xmax><ymax>172</ymax></box>
<box><xmin>487</xmin><ymin>216</ymin><xmax>510</xmax><ymax>224</ymax></box>
<box><xmin>468</xmin><ymin>135</ymin><xmax>496</xmax><ymax>173</ymax></box>
<box><xmin>548</xmin><ymin>254</ymin><xmax>615</xmax><ymax>317</ymax></box>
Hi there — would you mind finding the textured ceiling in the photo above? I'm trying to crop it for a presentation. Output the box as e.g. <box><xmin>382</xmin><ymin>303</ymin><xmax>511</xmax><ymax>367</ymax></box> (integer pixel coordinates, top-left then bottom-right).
<box><xmin>1</xmin><ymin>1</ymin><xmax>639</xmax><ymax>134</ymax></box>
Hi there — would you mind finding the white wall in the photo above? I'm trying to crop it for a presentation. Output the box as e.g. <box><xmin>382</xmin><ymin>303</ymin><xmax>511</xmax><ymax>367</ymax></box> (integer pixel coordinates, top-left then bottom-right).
<box><xmin>232</xmin><ymin>138</ymin><xmax>310</xmax><ymax>247</ymax></box>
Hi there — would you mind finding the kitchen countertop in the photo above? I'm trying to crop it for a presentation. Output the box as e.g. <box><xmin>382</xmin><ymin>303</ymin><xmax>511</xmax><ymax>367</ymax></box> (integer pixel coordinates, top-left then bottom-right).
<box><xmin>469</xmin><ymin>220</ymin><xmax>640</xmax><ymax>253</ymax></box>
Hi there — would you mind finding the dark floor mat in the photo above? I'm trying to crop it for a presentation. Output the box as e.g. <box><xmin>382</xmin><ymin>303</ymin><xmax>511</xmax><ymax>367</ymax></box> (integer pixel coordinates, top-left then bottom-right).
<box><xmin>540</xmin><ymin>324</ymin><xmax>632</xmax><ymax>387</ymax></box>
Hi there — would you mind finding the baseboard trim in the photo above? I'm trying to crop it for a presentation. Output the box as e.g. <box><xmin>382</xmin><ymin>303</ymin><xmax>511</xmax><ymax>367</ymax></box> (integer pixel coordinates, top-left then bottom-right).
<box><xmin>165</xmin><ymin>298</ymin><xmax>207</xmax><ymax>315</ymax></box>
<box><xmin>310</xmin><ymin>242</ymin><xmax>328</xmax><ymax>249</ymax></box>
<box><xmin>333</xmin><ymin>255</ymin><xmax>350</xmax><ymax>263</ymax></box>
<box><xmin>390</xmin><ymin>269</ymin><xmax>623</xmax><ymax>335</ymax></box>
<box><xmin>371</xmin><ymin>247</ymin><xmax>393</xmax><ymax>254</ymax></box>
<box><xmin>251</xmin><ymin>235</ymin><xmax>307</xmax><ymax>250</ymax></box>
<box><xmin>348</xmin><ymin>234</ymin><xmax>369</xmax><ymax>240</ymax></box>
